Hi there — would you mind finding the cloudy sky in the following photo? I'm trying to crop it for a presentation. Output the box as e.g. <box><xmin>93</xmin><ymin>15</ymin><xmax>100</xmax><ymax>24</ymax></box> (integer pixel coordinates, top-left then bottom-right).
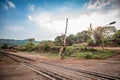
<box><xmin>0</xmin><ymin>0</ymin><xmax>120</xmax><ymax>41</ymax></box>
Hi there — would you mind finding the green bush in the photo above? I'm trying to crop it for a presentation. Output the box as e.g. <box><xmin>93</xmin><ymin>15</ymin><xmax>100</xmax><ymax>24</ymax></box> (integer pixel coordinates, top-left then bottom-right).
<box><xmin>51</xmin><ymin>46</ymin><xmax>61</xmax><ymax>53</ymax></box>
<box><xmin>45</xmin><ymin>53</ymin><xmax>59</xmax><ymax>58</ymax></box>
<box><xmin>64</xmin><ymin>46</ymin><xmax>82</xmax><ymax>57</ymax></box>
<box><xmin>35</xmin><ymin>40</ymin><xmax>56</xmax><ymax>52</ymax></box>
<box><xmin>76</xmin><ymin>50</ymin><xmax>117</xmax><ymax>59</ymax></box>
<box><xmin>80</xmin><ymin>47</ymin><xmax>97</xmax><ymax>52</ymax></box>
<box><xmin>87</xmin><ymin>39</ymin><xmax>94</xmax><ymax>46</ymax></box>
<box><xmin>98</xmin><ymin>50</ymin><xmax>116</xmax><ymax>59</ymax></box>
<box><xmin>76</xmin><ymin>52</ymin><xmax>93</xmax><ymax>59</ymax></box>
<box><xmin>64</xmin><ymin>47</ymin><xmax>75</xmax><ymax>57</ymax></box>
<box><xmin>85</xmin><ymin>53</ymin><xmax>92</xmax><ymax>58</ymax></box>
<box><xmin>92</xmin><ymin>55</ymin><xmax>101</xmax><ymax>59</ymax></box>
<box><xmin>1</xmin><ymin>43</ymin><xmax>8</xmax><ymax>49</ymax></box>
<box><xmin>24</xmin><ymin>41</ymin><xmax>35</xmax><ymax>52</ymax></box>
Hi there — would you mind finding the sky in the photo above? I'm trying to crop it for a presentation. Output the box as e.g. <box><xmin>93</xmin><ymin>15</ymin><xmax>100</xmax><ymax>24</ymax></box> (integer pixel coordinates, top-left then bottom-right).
<box><xmin>0</xmin><ymin>0</ymin><xmax>120</xmax><ymax>41</ymax></box>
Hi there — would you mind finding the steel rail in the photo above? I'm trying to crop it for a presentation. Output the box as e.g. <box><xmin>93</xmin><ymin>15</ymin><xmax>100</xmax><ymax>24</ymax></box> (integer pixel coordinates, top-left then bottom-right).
<box><xmin>0</xmin><ymin>52</ymin><xmax>74</xmax><ymax>80</ymax></box>
<box><xmin>1</xmin><ymin>51</ymin><xmax>120</xmax><ymax>80</ymax></box>
<box><xmin>41</xmin><ymin>61</ymin><xmax>120</xmax><ymax>80</ymax></box>
<box><xmin>1</xmin><ymin>51</ymin><xmax>35</xmax><ymax>61</ymax></box>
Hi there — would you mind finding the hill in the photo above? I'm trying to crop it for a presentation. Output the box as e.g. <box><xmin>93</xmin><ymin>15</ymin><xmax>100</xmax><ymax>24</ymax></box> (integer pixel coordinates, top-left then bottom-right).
<box><xmin>0</xmin><ymin>39</ymin><xmax>39</xmax><ymax>47</ymax></box>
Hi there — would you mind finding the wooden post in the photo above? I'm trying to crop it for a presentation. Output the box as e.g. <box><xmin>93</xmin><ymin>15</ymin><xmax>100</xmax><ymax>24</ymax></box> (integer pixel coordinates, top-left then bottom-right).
<box><xmin>59</xmin><ymin>18</ymin><xmax>68</xmax><ymax>58</ymax></box>
<box><xmin>63</xmin><ymin>18</ymin><xmax>68</xmax><ymax>47</ymax></box>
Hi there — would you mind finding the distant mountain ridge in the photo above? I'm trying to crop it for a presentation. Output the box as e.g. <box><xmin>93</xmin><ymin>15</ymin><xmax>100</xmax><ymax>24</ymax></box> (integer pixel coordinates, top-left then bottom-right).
<box><xmin>0</xmin><ymin>39</ymin><xmax>39</xmax><ymax>47</ymax></box>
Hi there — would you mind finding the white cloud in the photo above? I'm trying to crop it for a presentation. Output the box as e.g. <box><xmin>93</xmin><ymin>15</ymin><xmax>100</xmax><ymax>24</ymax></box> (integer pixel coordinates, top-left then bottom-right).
<box><xmin>86</xmin><ymin>0</ymin><xmax>120</xmax><ymax>12</ymax></box>
<box><xmin>28</xmin><ymin>3</ymin><xmax>35</xmax><ymax>11</ymax></box>
<box><xmin>3</xmin><ymin>5</ymin><xmax>8</xmax><ymax>10</ymax></box>
<box><xmin>27</xmin><ymin>0</ymin><xmax>120</xmax><ymax>40</ymax></box>
<box><xmin>87</xmin><ymin>0</ymin><xmax>113</xmax><ymax>10</ymax></box>
<box><xmin>28</xmin><ymin>9</ymin><xmax>120</xmax><ymax>36</ymax></box>
<box><xmin>84</xmin><ymin>0</ymin><xmax>120</xmax><ymax>29</ymax></box>
<box><xmin>7</xmin><ymin>0</ymin><xmax>15</xmax><ymax>9</ymax></box>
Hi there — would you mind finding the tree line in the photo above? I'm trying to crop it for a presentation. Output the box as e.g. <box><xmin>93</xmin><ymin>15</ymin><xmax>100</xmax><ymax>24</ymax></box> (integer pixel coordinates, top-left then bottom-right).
<box><xmin>55</xmin><ymin>26</ymin><xmax>120</xmax><ymax>47</ymax></box>
<box><xmin>1</xmin><ymin>26</ymin><xmax>120</xmax><ymax>52</ymax></box>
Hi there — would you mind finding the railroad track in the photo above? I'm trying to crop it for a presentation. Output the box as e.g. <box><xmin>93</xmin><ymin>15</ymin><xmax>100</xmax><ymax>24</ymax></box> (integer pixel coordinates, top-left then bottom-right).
<box><xmin>0</xmin><ymin>51</ymin><xmax>73</xmax><ymax>80</ymax></box>
<box><xmin>0</xmin><ymin>51</ymin><xmax>120</xmax><ymax>80</ymax></box>
<box><xmin>40</xmin><ymin>61</ymin><xmax>120</xmax><ymax>80</ymax></box>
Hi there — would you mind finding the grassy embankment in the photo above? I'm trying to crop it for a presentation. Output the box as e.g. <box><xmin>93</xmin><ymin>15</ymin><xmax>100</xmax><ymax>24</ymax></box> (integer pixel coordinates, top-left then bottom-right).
<box><xmin>33</xmin><ymin>46</ymin><xmax>118</xmax><ymax>59</ymax></box>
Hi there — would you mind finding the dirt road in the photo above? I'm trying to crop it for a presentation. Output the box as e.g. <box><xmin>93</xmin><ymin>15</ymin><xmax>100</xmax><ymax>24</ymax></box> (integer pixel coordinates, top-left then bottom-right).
<box><xmin>93</xmin><ymin>47</ymin><xmax>120</xmax><ymax>50</ymax></box>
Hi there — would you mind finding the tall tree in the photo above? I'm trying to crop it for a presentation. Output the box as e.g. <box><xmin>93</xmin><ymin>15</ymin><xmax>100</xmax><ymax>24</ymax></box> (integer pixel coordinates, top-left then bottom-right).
<box><xmin>112</xmin><ymin>30</ymin><xmax>120</xmax><ymax>45</ymax></box>
<box><xmin>54</xmin><ymin>35</ymin><xmax>63</xmax><ymax>46</ymax></box>
<box><xmin>66</xmin><ymin>34</ymin><xmax>76</xmax><ymax>45</ymax></box>
<box><xmin>76</xmin><ymin>32</ymin><xmax>82</xmax><ymax>43</ymax></box>
<box><xmin>76</xmin><ymin>31</ymin><xmax>91</xmax><ymax>43</ymax></box>
<box><xmin>102</xmin><ymin>26</ymin><xmax>116</xmax><ymax>39</ymax></box>
<box><xmin>94</xmin><ymin>26</ymin><xmax>103</xmax><ymax>45</ymax></box>
<box><xmin>80</xmin><ymin>30</ymin><xmax>91</xmax><ymax>42</ymax></box>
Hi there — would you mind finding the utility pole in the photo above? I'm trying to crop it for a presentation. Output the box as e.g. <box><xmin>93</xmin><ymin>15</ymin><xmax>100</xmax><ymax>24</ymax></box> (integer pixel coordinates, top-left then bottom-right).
<box><xmin>63</xmin><ymin>18</ymin><xmax>68</xmax><ymax>47</ymax></box>
<box><xmin>59</xmin><ymin>18</ymin><xmax>68</xmax><ymax>59</ymax></box>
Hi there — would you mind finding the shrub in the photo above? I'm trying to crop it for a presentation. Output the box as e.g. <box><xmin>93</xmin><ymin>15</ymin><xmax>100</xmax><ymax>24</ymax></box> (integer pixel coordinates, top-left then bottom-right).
<box><xmin>80</xmin><ymin>47</ymin><xmax>97</xmax><ymax>52</ymax></box>
<box><xmin>85</xmin><ymin>53</ymin><xmax>92</xmax><ymax>58</ymax></box>
<box><xmin>76</xmin><ymin>50</ymin><xmax>117</xmax><ymax>59</ymax></box>
<box><xmin>1</xmin><ymin>43</ymin><xmax>8</xmax><ymax>49</ymax></box>
<box><xmin>45</xmin><ymin>53</ymin><xmax>59</xmax><ymax>58</ymax></box>
<box><xmin>64</xmin><ymin>47</ymin><xmax>75</xmax><ymax>57</ymax></box>
<box><xmin>87</xmin><ymin>39</ymin><xmax>94</xmax><ymax>46</ymax></box>
<box><xmin>35</xmin><ymin>40</ymin><xmax>57</xmax><ymax>53</ymax></box>
<box><xmin>51</xmin><ymin>46</ymin><xmax>61</xmax><ymax>53</ymax></box>
<box><xmin>24</xmin><ymin>41</ymin><xmax>35</xmax><ymax>52</ymax></box>
<box><xmin>92</xmin><ymin>55</ymin><xmax>101</xmax><ymax>59</ymax></box>
<box><xmin>77</xmin><ymin>52</ymin><xmax>93</xmax><ymax>59</ymax></box>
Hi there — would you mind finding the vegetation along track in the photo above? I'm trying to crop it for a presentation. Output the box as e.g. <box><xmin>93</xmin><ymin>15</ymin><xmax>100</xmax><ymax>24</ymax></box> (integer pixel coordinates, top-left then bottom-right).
<box><xmin>0</xmin><ymin>51</ymin><xmax>120</xmax><ymax>80</ymax></box>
